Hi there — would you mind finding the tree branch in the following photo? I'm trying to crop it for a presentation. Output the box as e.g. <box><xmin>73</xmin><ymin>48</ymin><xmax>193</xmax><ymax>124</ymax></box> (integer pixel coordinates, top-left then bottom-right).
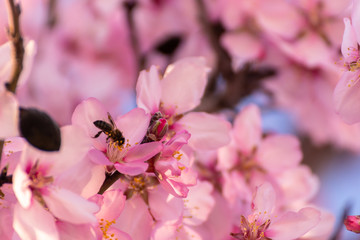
<box><xmin>98</xmin><ymin>171</ymin><xmax>123</xmax><ymax>194</ymax></box>
<box><xmin>5</xmin><ymin>0</ymin><xmax>24</xmax><ymax>94</ymax></box>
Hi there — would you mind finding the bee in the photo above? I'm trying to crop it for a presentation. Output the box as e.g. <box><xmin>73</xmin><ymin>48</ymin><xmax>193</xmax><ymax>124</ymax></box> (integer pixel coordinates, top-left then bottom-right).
<box><xmin>93</xmin><ymin>112</ymin><xmax>125</xmax><ymax>146</ymax></box>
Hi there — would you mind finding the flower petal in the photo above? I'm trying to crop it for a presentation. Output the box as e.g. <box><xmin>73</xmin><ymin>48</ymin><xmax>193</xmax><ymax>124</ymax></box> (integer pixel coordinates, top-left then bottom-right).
<box><xmin>177</xmin><ymin>112</ymin><xmax>231</xmax><ymax>150</ymax></box>
<box><xmin>341</xmin><ymin>18</ymin><xmax>359</xmax><ymax>62</ymax></box>
<box><xmin>13</xmin><ymin>202</ymin><xmax>59</xmax><ymax>240</ymax></box>
<box><xmin>161</xmin><ymin>57</ymin><xmax>209</xmax><ymax>114</ymax></box>
<box><xmin>71</xmin><ymin>97</ymin><xmax>108</xmax><ymax>150</ymax></box>
<box><xmin>267</xmin><ymin>207</ymin><xmax>321</xmax><ymax>240</ymax></box>
<box><xmin>96</xmin><ymin>189</ymin><xmax>126</xmax><ymax>221</ymax></box>
<box><xmin>43</xmin><ymin>188</ymin><xmax>99</xmax><ymax>224</ymax></box>
<box><xmin>0</xmin><ymin>92</ymin><xmax>19</xmax><ymax>138</ymax></box>
<box><xmin>116</xmin><ymin>108</ymin><xmax>150</xmax><ymax>145</ymax></box>
<box><xmin>136</xmin><ymin>65</ymin><xmax>161</xmax><ymax>113</ymax></box>
<box><xmin>233</xmin><ymin>104</ymin><xmax>262</xmax><ymax>154</ymax></box>
<box><xmin>333</xmin><ymin>71</ymin><xmax>360</xmax><ymax>124</ymax></box>
<box><xmin>257</xmin><ymin>135</ymin><xmax>302</xmax><ymax>173</ymax></box>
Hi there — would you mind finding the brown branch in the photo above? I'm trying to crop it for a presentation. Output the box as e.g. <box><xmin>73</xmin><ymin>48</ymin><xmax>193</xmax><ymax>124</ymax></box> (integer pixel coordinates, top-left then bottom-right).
<box><xmin>0</xmin><ymin>141</ymin><xmax>4</xmax><ymax>163</ymax></box>
<box><xmin>195</xmin><ymin>0</ymin><xmax>276</xmax><ymax>113</ymax></box>
<box><xmin>97</xmin><ymin>171</ymin><xmax>123</xmax><ymax>194</ymax></box>
<box><xmin>5</xmin><ymin>0</ymin><xmax>24</xmax><ymax>94</ymax></box>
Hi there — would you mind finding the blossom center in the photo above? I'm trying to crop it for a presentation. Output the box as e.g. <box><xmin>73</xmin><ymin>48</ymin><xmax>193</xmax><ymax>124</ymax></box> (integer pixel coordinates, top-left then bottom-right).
<box><xmin>231</xmin><ymin>215</ymin><xmax>271</xmax><ymax>240</ymax></box>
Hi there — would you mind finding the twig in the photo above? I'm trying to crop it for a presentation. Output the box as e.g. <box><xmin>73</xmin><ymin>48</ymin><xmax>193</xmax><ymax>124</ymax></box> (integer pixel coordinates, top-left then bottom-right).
<box><xmin>5</xmin><ymin>0</ymin><xmax>24</xmax><ymax>94</ymax></box>
<box><xmin>0</xmin><ymin>166</ymin><xmax>12</xmax><ymax>187</ymax></box>
<box><xmin>123</xmin><ymin>0</ymin><xmax>145</xmax><ymax>73</ymax></box>
<box><xmin>330</xmin><ymin>202</ymin><xmax>352</xmax><ymax>240</ymax></box>
<box><xmin>195</xmin><ymin>0</ymin><xmax>276</xmax><ymax>113</ymax></box>
<box><xmin>0</xmin><ymin>141</ymin><xmax>4</xmax><ymax>163</ymax></box>
<box><xmin>98</xmin><ymin>171</ymin><xmax>123</xmax><ymax>194</ymax></box>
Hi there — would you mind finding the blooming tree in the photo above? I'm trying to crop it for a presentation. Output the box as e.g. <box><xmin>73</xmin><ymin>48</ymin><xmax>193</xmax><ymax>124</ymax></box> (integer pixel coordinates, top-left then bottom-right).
<box><xmin>0</xmin><ymin>0</ymin><xmax>359</xmax><ymax>239</ymax></box>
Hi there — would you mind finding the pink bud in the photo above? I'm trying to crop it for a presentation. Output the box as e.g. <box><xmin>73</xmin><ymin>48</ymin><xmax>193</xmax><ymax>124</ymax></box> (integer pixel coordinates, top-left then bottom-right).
<box><xmin>144</xmin><ymin>112</ymin><xmax>169</xmax><ymax>142</ymax></box>
<box><xmin>344</xmin><ymin>215</ymin><xmax>360</xmax><ymax>233</ymax></box>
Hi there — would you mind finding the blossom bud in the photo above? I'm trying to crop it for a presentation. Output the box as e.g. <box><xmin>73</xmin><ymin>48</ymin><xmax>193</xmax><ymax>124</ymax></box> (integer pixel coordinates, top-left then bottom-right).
<box><xmin>344</xmin><ymin>215</ymin><xmax>360</xmax><ymax>233</ymax></box>
<box><xmin>148</xmin><ymin>118</ymin><xmax>168</xmax><ymax>141</ymax></box>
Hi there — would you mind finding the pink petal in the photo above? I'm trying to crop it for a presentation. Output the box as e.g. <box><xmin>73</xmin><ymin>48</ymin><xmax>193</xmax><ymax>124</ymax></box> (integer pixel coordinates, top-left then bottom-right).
<box><xmin>57</xmin><ymin>222</ymin><xmax>97</xmax><ymax>240</ymax></box>
<box><xmin>96</xmin><ymin>189</ymin><xmax>126</xmax><ymax>221</ymax></box>
<box><xmin>13</xmin><ymin>202</ymin><xmax>59</xmax><ymax>240</ymax></box>
<box><xmin>267</xmin><ymin>207</ymin><xmax>321</xmax><ymax>240</ymax></box>
<box><xmin>177</xmin><ymin>112</ymin><xmax>231</xmax><ymax>150</ymax></box>
<box><xmin>162</xmin><ymin>130</ymin><xmax>190</xmax><ymax>157</ymax></box>
<box><xmin>43</xmin><ymin>188</ymin><xmax>99</xmax><ymax>224</ymax></box>
<box><xmin>12</xmin><ymin>164</ymin><xmax>32</xmax><ymax>209</ymax></box>
<box><xmin>276</xmin><ymin>165</ymin><xmax>319</xmax><ymax>205</ymax></box>
<box><xmin>0</xmin><ymin>42</ymin><xmax>12</xmax><ymax>86</ymax></box>
<box><xmin>152</xmin><ymin>222</ymin><xmax>203</xmax><ymax>240</ymax></box>
<box><xmin>0</xmin><ymin>208</ymin><xmax>13</xmax><ymax>240</ymax></box>
<box><xmin>233</xmin><ymin>104</ymin><xmax>262</xmax><ymax>154</ymax></box>
<box><xmin>217</xmin><ymin>142</ymin><xmax>238</xmax><ymax>170</ymax></box>
<box><xmin>333</xmin><ymin>71</ymin><xmax>360</xmax><ymax>124</ymax></box>
<box><xmin>257</xmin><ymin>135</ymin><xmax>302</xmax><ymax>173</ymax></box>
<box><xmin>115</xmin><ymin>196</ymin><xmax>153</xmax><ymax>240</ymax></box>
<box><xmin>200</xmin><ymin>192</ymin><xmax>234</xmax><ymax>240</ymax></box>
<box><xmin>0</xmin><ymin>92</ymin><xmax>19</xmax><ymax>138</ymax></box>
<box><xmin>71</xmin><ymin>97</ymin><xmax>108</xmax><ymax>150</ymax></box>
<box><xmin>221</xmin><ymin>32</ymin><xmax>264</xmax><ymax>70</ymax></box>
<box><xmin>115</xmin><ymin>161</ymin><xmax>148</xmax><ymax>176</ymax></box>
<box><xmin>255</xmin><ymin>0</ymin><xmax>303</xmax><ymax>39</ymax></box>
<box><xmin>148</xmin><ymin>187</ymin><xmax>184</xmax><ymax>223</ymax></box>
<box><xmin>50</xmin><ymin>125</ymin><xmax>92</xmax><ymax>175</ymax></box>
<box><xmin>136</xmin><ymin>65</ymin><xmax>161</xmax><ymax>113</ymax></box>
<box><xmin>252</xmin><ymin>182</ymin><xmax>276</xmax><ymax>215</ymax></box>
<box><xmin>342</xmin><ymin>18</ymin><xmax>359</xmax><ymax>62</ymax></box>
<box><xmin>126</xmin><ymin>142</ymin><xmax>162</xmax><ymax>162</ymax></box>
<box><xmin>106</xmin><ymin>227</ymin><xmax>132</xmax><ymax>240</ymax></box>
<box><xmin>160</xmin><ymin>57</ymin><xmax>209</xmax><ymax>114</ymax></box>
<box><xmin>183</xmin><ymin>181</ymin><xmax>215</xmax><ymax>226</ymax></box>
<box><xmin>302</xmin><ymin>208</ymin><xmax>335</xmax><ymax>239</ymax></box>
<box><xmin>351</xmin><ymin>0</ymin><xmax>360</xmax><ymax>44</ymax></box>
<box><xmin>87</xmin><ymin>148</ymin><xmax>113</xmax><ymax>166</ymax></box>
<box><xmin>116</xmin><ymin>108</ymin><xmax>150</xmax><ymax>145</ymax></box>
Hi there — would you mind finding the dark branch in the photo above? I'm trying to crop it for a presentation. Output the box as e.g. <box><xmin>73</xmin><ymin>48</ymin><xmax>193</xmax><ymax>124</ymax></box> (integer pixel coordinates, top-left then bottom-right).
<box><xmin>98</xmin><ymin>171</ymin><xmax>123</xmax><ymax>194</ymax></box>
<box><xmin>5</xmin><ymin>0</ymin><xmax>25</xmax><ymax>94</ymax></box>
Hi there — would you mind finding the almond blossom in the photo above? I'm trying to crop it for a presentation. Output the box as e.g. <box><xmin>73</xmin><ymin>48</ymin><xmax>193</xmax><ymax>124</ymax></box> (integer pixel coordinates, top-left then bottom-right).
<box><xmin>12</xmin><ymin>127</ymin><xmax>99</xmax><ymax>239</ymax></box>
<box><xmin>72</xmin><ymin>98</ymin><xmax>162</xmax><ymax>176</ymax></box>
<box><xmin>231</xmin><ymin>183</ymin><xmax>321</xmax><ymax>240</ymax></box>
<box><xmin>136</xmin><ymin>57</ymin><xmax>231</xmax><ymax>150</ymax></box>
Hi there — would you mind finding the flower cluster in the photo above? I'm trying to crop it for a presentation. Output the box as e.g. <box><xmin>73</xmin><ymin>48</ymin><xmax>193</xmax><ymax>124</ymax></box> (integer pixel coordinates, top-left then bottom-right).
<box><xmin>1</xmin><ymin>56</ymin><xmax>332</xmax><ymax>239</ymax></box>
<box><xmin>0</xmin><ymin>0</ymin><xmax>358</xmax><ymax>239</ymax></box>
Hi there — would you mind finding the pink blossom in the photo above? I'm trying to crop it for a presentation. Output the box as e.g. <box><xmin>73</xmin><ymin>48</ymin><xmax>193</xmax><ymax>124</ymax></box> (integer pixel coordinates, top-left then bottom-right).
<box><xmin>12</xmin><ymin>129</ymin><xmax>99</xmax><ymax>239</ymax></box>
<box><xmin>217</xmin><ymin>104</ymin><xmax>302</xmax><ymax>175</ymax></box>
<box><xmin>72</xmin><ymin>98</ymin><xmax>162</xmax><ymax>176</ymax></box>
<box><xmin>231</xmin><ymin>183</ymin><xmax>321</xmax><ymax>240</ymax></box>
<box><xmin>136</xmin><ymin>57</ymin><xmax>231</xmax><ymax>150</ymax></box>
<box><xmin>154</xmin><ymin>130</ymin><xmax>197</xmax><ymax>198</ymax></box>
<box><xmin>151</xmin><ymin>181</ymin><xmax>215</xmax><ymax>239</ymax></box>
<box><xmin>89</xmin><ymin>189</ymin><xmax>131</xmax><ymax>240</ymax></box>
